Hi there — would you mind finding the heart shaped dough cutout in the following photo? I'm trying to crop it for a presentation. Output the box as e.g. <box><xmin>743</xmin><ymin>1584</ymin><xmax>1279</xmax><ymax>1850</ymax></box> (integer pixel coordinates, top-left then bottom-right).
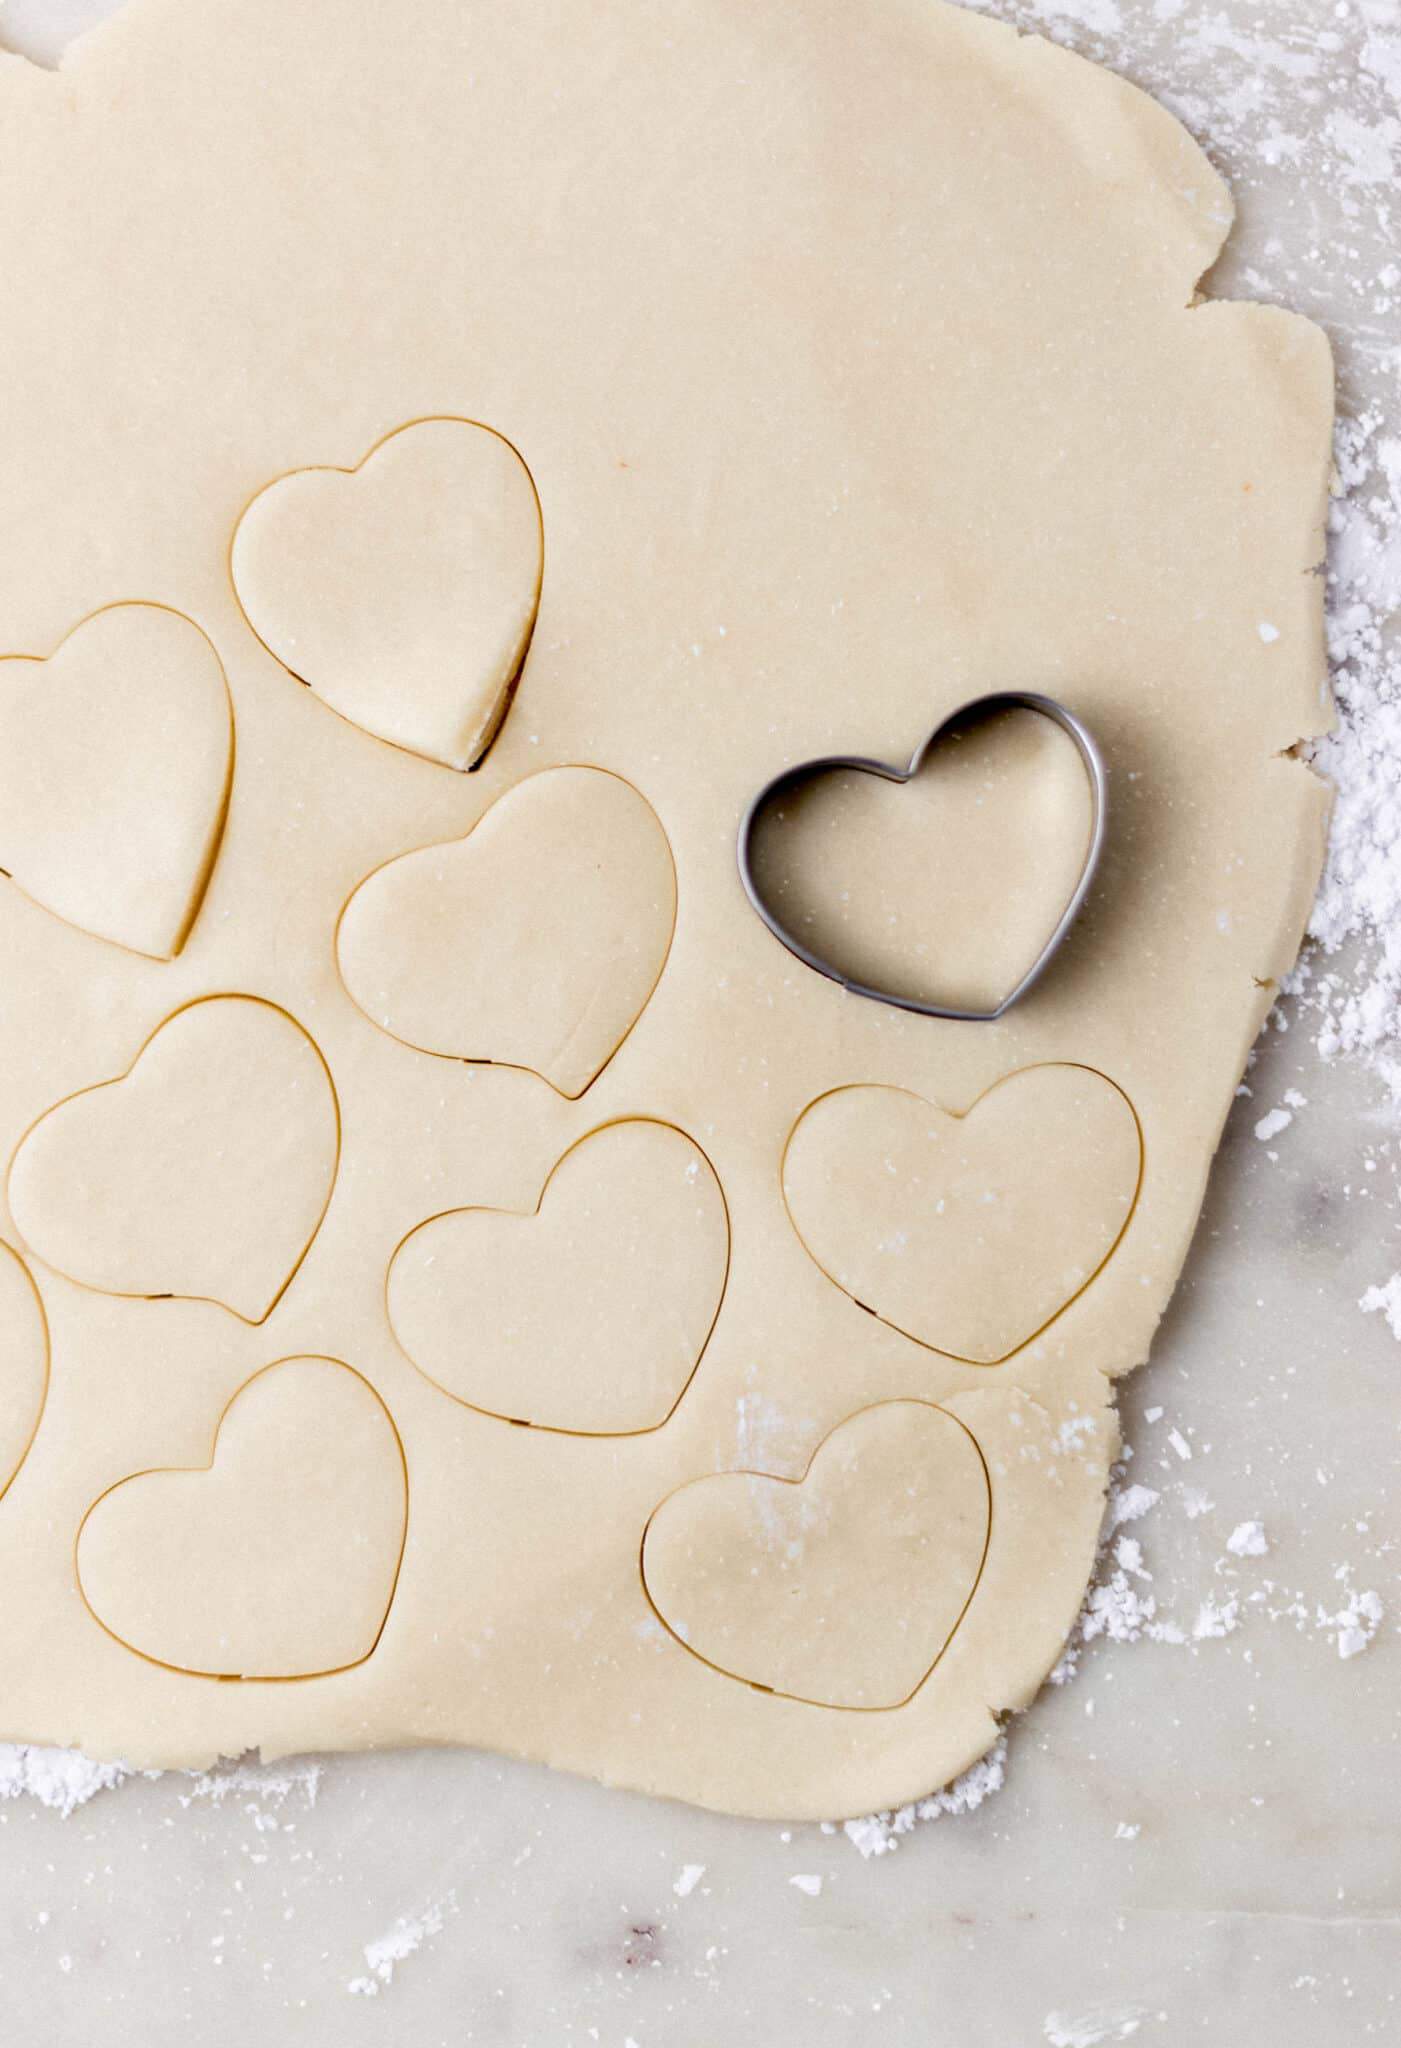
<box><xmin>8</xmin><ymin>996</ymin><xmax>340</xmax><ymax>1323</ymax></box>
<box><xmin>0</xmin><ymin>1241</ymin><xmax>49</xmax><ymax>1505</ymax></box>
<box><xmin>337</xmin><ymin>766</ymin><xmax>677</xmax><ymax>1098</ymax></box>
<box><xmin>783</xmin><ymin>1064</ymin><xmax>1142</xmax><ymax>1365</ymax></box>
<box><xmin>388</xmin><ymin>1119</ymin><xmax>729</xmax><ymax>1434</ymax></box>
<box><xmin>231</xmin><ymin>416</ymin><xmax>543</xmax><ymax>771</ymax></box>
<box><xmin>0</xmin><ymin>603</ymin><xmax>232</xmax><ymax>958</ymax></box>
<box><xmin>642</xmin><ymin>1401</ymin><xmax>990</xmax><ymax>1709</ymax></box>
<box><xmin>76</xmin><ymin>1356</ymin><xmax>407</xmax><ymax>1680</ymax></box>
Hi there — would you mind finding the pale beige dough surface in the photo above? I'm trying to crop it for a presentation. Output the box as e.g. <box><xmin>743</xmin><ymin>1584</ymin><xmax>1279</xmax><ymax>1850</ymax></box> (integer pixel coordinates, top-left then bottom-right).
<box><xmin>0</xmin><ymin>1241</ymin><xmax>48</xmax><ymax>1503</ymax></box>
<box><xmin>75</xmin><ymin>1355</ymin><xmax>407</xmax><ymax>1679</ymax></box>
<box><xmin>336</xmin><ymin>763</ymin><xmax>677</xmax><ymax>1099</ymax></box>
<box><xmin>8</xmin><ymin>995</ymin><xmax>340</xmax><ymax>1324</ymax></box>
<box><xmin>642</xmin><ymin>1400</ymin><xmax>991</xmax><ymax>1709</ymax></box>
<box><xmin>0</xmin><ymin>0</ymin><xmax>1331</xmax><ymax>1818</ymax></box>
<box><xmin>783</xmin><ymin>1065</ymin><xmax>1143</xmax><ymax>1364</ymax></box>
<box><xmin>0</xmin><ymin>601</ymin><xmax>231</xmax><ymax>958</ymax></box>
<box><xmin>744</xmin><ymin>707</ymin><xmax>1094</xmax><ymax>1014</ymax></box>
<box><xmin>387</xmin><ymin>1117</ymin><xmax>730</xmax><ymax>1433</ymax></box>
<box><xmin>231</xmin><ymin>416</ymin><xmax>544</xmax><ymax>772</ymax></box>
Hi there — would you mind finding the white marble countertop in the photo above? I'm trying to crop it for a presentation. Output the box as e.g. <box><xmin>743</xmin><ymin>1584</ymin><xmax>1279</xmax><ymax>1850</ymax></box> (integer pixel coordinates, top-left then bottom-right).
<box><xmin>0</xmin><ymin>0</ymin><xmax>1397</xmax><ymax>2041</ymax></box>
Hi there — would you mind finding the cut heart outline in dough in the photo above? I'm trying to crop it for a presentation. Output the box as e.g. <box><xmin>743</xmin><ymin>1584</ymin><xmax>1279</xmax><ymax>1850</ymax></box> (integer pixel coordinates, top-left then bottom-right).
<box><xmin>230</xmin><ymin>415</ymin><xmax>544</xmax><ymax>772</ymax></box>
<box><xmin>738</xmin><ymin>693</ymin><xmax>1105</xmax><ymax>1022</ymax></box>
<box><xmin>0</xmin><ymin>1240</ymin><xmax>50</xmax><ymax>1508</ymax></box>
<box><xmin>387</xmin><ymin>1117</ymin><xmax>731</xmax><ymax>1435</ymax></box>
<box><xmin>7</xmin><ymin>994</ymin><xmax>341</xmax><ymax>1324</ymax></box>
<box><xmin>336</xmin><ymin>765</ymin><xmax>678</xmax><ymax>1099</ymax></box>
<box><xmin>0</xmin><ymin>602</ymin><xmax>234</xmax><ymax>958</ymax></box>
<box><xmin>782</xmin><ymin>1063</ymin><xmax>1144</xmax><ymax>1366</ymax></box>
<box><xmin>640</xmin><ymin>1400</ymin><xmax>992</xmax><ymax>1710</ymax></box>
<box><xmin>75</xmin><ymin>1355</ymin><xmax>408</xmax><ymax>1681</ymax></box>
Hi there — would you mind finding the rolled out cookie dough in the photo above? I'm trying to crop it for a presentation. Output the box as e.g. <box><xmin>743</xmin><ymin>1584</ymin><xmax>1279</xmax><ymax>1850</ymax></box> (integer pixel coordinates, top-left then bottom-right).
<box><xmin>0</xmin><ymin>0</ymin><xmax>1331</xmax><ymax>1817</ymax></box>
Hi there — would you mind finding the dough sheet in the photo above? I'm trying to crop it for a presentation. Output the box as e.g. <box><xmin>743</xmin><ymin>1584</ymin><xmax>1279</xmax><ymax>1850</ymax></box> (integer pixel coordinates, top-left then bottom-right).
<box><xmin>0</xmin><ymin>0</ymin><xmax>1331</xmax><ymax>1816</ymax></box>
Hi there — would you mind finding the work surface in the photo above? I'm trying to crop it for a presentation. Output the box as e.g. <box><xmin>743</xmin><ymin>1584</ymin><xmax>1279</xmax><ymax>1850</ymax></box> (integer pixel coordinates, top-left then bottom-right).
<box><xmin>0</xmin><ymin>0</ymin><xmax>1397</xmax><ymax>2041</ymax></box>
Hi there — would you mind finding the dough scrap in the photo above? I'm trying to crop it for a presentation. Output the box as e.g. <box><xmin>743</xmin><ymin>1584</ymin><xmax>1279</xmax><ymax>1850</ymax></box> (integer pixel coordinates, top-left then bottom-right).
<box><xmin>642</xmin><ymin>1401</ymin><xmax>990</xmax><ymax>1709</ymax></box>
<box><xmin>388</xmin><ymin>1118</ymin><xmax>729</xmax><ymax>1434</ymax></box>
<box><xmin>0</xmin><ymin>602</ymin><xmax>231</xmax><ymax>959</ymax></box>
<box><xmin>337</xmin><ymin>765</ymin><xmax>677</xmax><ymax>1098</ymax></box>
<box><xmin>8</xmin><ymin>996</ymin><xmax>340</xmax><ymax>1323</ymax></box>
<box><xmin>782</xmin><ymin>1066</ymin><xmax>1143</xmax><ymax>1364</ymax></box>
<box><xmin>231</xmin><ymin>417</ymin><xmax>543</xmax><ymax>772</ymax></box>
<box><xmin>75</xmin><ymin>1356</ymin><xmax>407</xmax><ymax>1679</ymax></box>
<box><xmin>0</xmin><ymin>0</ymin><xmax>1333</xmax><ymax>1816</ymax></box>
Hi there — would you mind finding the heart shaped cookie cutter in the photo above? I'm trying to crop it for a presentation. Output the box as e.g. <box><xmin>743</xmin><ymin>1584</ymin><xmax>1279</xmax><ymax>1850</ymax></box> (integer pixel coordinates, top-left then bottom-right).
<box><xmin>737</xmin><ymin>691</ymin><xmax>1106</xmax><ymax>1023</ymax></box>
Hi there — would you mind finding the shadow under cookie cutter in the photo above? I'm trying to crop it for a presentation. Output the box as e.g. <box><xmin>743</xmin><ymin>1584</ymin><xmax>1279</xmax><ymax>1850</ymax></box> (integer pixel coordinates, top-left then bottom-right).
<box><xmin>736</xmin><ymin>691</ymin><xmax>1107</xmax><ymax>1023</ymax></box>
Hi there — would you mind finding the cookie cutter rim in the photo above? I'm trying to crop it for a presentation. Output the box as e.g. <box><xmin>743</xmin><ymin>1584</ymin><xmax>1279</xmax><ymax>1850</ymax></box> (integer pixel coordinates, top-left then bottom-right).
<box><xmin>735</xmin><ymin>690</ymin><xmax>1107</xmax><ymax>1023</ymax></box>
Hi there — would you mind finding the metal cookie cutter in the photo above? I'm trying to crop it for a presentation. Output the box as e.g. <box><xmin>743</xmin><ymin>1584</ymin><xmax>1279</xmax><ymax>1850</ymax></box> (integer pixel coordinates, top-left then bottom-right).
<box><xmin>736</xmin><ymin>690</ymin><xmax>1107</xmax><ymax>1023</ymax></box>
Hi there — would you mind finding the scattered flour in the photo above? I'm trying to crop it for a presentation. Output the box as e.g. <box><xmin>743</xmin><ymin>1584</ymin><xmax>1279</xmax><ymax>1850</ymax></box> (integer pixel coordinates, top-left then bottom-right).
<box><xmin>1046</xmin><ymin>1453</ymin><xmax>1382</xmax><ymax>1696</ymax></box>
<box><xmin>1360</xmin><ymin>1272</ymin><xmax>1401</xmax><ymax>1341</ymax></box>
<box><xmin>842</xmin><ymin>1737</ymin><xmax>1009</xmax><ymax>1858</ymax></box>
<box><xmin>1108</xmin><ymin>1482</ymin><xmax>1161</xmax><ymax>1529</ymax></box>
<box><xmin>0</xmin><ymin>1745</ymin><xmax>139</xmax><ymax>1818</ymax></box>
<box><xmin>1318</xmin><ymin>1581</ymin><xmax>1385</xmax><ymax>1660</ymax></box>
<box><xmin>1044</xmin><ymin>2008</ymin><xmax>1151</xmax><ymax>2047</ymax></box>
<box><xmin>178</xmin><ymin>1754</ymin><xmax>323</xmax><ymax>1809</ymax></box>
<box><xmin>1299</xmin><ymin>411</ymin><xmax>1401</xmax><ymax>1094</ymax></box>
<box><xmin>1192</xmin><ymin>1594</ymin><xmax>1241</xmax><ymax>1641</ymax></box>
<box><xmin>347</xmin><ymin>1890</ymin><xmax>458</xmax><ymax>1998</ymax></box>
<box><xmin>0</xmin><ymin>1745</ymin><xmax>323</xmax><ymax>1821</ymax></box>
<box><xmin>1048</xmin><ymin>1469</ymin><xmax>1180</xmax><ymax>1681</ymax></box>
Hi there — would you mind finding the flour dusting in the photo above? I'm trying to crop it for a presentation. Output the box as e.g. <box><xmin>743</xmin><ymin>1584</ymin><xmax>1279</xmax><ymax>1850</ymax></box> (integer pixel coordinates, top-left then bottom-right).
<box><xmin>347</xmin><ymin>1890</ymin><xmax>458</xmax><ymax>1998</ymax></box>
<box><xmin>178</xmin><ymin>1754</ymin><xmax>324</xmax><ymax>1809</ymax></box>
<box><xmin>0</xmin><ymin>1744</ymin><xmax>323</xmax><ymax>1820</ymax></box>
<box><xmin>0</xmin><ymin>1745</ymin><xmax>140</xmax><ymax>1817</ymax></box>
<box><xmin>1044</xmin><ymin>2007</ymin><xmax>1151</xmax><ymax>2047</ymax></box>
<box><xmin>842</xmin><ymin>1737</ymin><xmax>1008</xmax><ymax>1858</ymax></box>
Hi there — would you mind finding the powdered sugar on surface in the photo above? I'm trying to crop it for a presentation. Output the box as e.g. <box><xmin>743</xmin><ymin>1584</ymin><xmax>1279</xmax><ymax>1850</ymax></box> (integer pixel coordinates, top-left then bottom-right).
<box><xmin>1226</xmin><ymin>1518</ymin><xmax>1270</xmax><ymax>1557</ymax></box>
<box><xmin>0</xmin><ymin>1745</ymin><xmax>323</xmax><ymax>1820</ymax></box>
<box><xmin>1361</xmin><ymin>1269</ymin><xmax>1401</xmax><ymax>1337</ymax></box>
<box><xmin>1052</xmin><ymin>1449</ymin><xmax>1386</xmax><ymax>1676</ymax></box>
<box><xmin>1296</xmin><ymin>412</ymin><xmax>1401</xmax><ymax>1088</ymax></box>
<box><xmin>346</xmin><ymin>1890</ymin><xmax>458</xmax><ymax>1998</ymax></box>
<box><xmin>1319</xmin><ymin>1578</ymin><xmax>1386</xmax><ymax>1659</ymax></box>
<box><xmin>178</xmin><ymin>1753</ymin><xmax>324</xmax><ymax>1811</ymax></box>
<box><xmin>1043</xmin><ymin>2007</ymin><xmax>1152</xmax><ymax>2047</ymax></box>
<box><xmin>842</xmin><ymin>1737</ymin><xmax>1010</xmax><ymax>1859</ymax></box>
<box><xmin>0</xmin><ymin>1745</ymin><xmax>141</xmax><ymax>1818</ymax></box>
